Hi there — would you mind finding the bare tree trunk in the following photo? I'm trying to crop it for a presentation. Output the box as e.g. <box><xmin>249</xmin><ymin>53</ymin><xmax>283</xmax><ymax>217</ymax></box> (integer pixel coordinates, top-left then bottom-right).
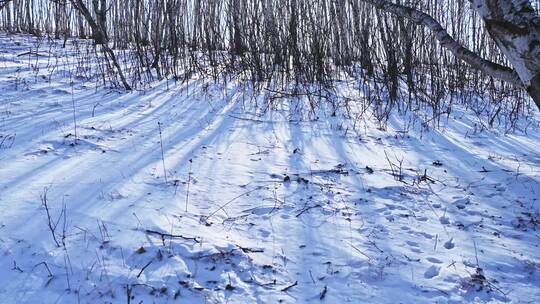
<box><xmin>0</xmin><ymin>0</ymin><xmax>13</xmax><ymax>11</ymax></box>
<box><xmin>471</xmin><ymin>0</ymin><xmax>540</xmax><ymax>109</ymax></box>
<box><xmin>360</xmin><ymin>0</ymin><xmax>540</xmax><ymax>110</ymax></box>
<box><xmin>70</xmin><ymin>0</ymin><xmax>132</xmax><ymax>90</ymax></box>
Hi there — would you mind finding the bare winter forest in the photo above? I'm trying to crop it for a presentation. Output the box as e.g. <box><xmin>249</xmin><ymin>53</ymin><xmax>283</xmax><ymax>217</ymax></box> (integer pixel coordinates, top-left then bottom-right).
<box><xmin>0</xmin><ymin>1</ymin><xmax>539</xmax><ymax>303</ymax></box>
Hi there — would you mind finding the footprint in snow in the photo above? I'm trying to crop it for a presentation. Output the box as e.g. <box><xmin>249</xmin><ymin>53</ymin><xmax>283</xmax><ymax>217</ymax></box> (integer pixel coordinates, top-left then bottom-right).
<box><xmin>451</xmin><ymin>197</ymin><xmax>471</xmax><ymax>210</ymax></box>
<box><xmin>407</xmin><ymin>240</ymin><xmax>423</xmax><ymax>252</ymax></box>
<box><xmin>416</xmin><ymin>216</ymin><xmax>428</xmax><ymax>222</ymax></box>
<box><xmin>424</xmin><ymin>265</ymin><xmax>441</xmax><ymax>279</ymax></box>
<box><xmin>426</xmin><ymin>257</ymin><xmax>443</xmax><ymax>264</ymax></box>
<box><xmin>258</xmin><ymin>228</ymin><xmax>270</xmax><ymax>238</ymax></box>
<box><xmin>416</xmin><ymin>231</ymin><xmax>433</xmax><ymax>239</ymax></box>
<box><xmin>444</xmin><ymin>238</ymin><xmax>455</xmax><ymax>249</ymax></box>
<box><xmin>406</xmin><ymin>240</ymin><xmax>419</xmax><ymax>247</ymax></box>
<box><xmin>439</xmin><ymin>216</ymin><xmax>450</xmax><ymax>225</ymax></box>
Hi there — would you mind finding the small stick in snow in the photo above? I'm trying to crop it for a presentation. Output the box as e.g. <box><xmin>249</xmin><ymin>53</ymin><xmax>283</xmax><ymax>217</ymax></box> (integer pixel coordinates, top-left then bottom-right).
<box><xmin>319</xmin><ymin>285</ymin><xmax>327</xmax><ymax>300</ymax></box>
<box><xmin>473</xmin><ymin>239</ymin><xmax>480</xmax><ymax>267</ymax></box>
<box><xmin>296</xmin><ymin>204</ymin><xmax>322</xmax><ymax>217</ymax></box>
<box><xmin>237</xmin><ymin>245</ymin><xmax>264</xmax><ymax>253</ymax></box>
<box><xmin>280</xmin><ymin>281</ymin><xmax>298</xmax><ymax>292</ymax></box>
<box><xmin>126</xmin><ymin>284</ymin><xmax>132</xmax><ymax>304</ymax></box>
<box><xmin>132</xmin><ymin>212</ymin><xmax>144</xmax><ymax>230</ymax></box>
<box><xmin>205</xmin><ymin>186</ymin><xmax>264</xmax><ymax>221</ymax></box>
<box><xmin>225</xmin><ymin>273</ymin><xmax>235</xmax><ymax>291</ymax></box>
<box><xmin>309</xmin><ymin>270</ymin><xmax>316</xmax><ymax>284</ymax></box>
<box><xmin>33</xmin><ymin>262</ymin><xmax>53</xmax><ymax>277</ymax></box>
<box><xmin>137</xmin><ymin>259</ymin><xmax>154</xmax><ymax>278</ymax></box>
<box><xmin>157</xmin><ymin>121</ymin><xmax>168</xmax><ymax>184</ymax></box>
<box><xmin>70</xmin><ymin>80</ymin><xmax>78</xmax><ymax>144</ymax></box>
<box><xmin>185</xmin><ymin>159</ymin><xmax>192</xmax><ymax>212</ymax></box>
<box><xmin>12</xmin><ymin>261</ymin><xmax>23</xmax><ymax>273</ymax></box>
<box><xmin>63</xmin><ymin>253</ymin><xmax>71</xmax><ymax>290</ymax></box>
<box><xmin>145</xmin><ymin>229</ymin><xmax>200</xmax><ymax>243</ymax></box>
<box><xmin>345</xmin><ymin>241</ymin><xmax>371</xmax><ymax>260</ymax></box>
<box><xmin>41</xmin><ymin>187</ymin><xmax>61</xmax><ymax>247</ymax></box>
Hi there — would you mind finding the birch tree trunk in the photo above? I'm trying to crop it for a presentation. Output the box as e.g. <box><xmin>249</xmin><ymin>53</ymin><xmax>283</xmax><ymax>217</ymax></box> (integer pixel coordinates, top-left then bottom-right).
<box><xmin>360</xmin><ymin>0</ymin><xmax>540</xmax><ymax>110</ymax></box>
<box><xmin>471</xmin><ymin>0</ymin><xmax>540</xmax><ymax>109</ymax></box>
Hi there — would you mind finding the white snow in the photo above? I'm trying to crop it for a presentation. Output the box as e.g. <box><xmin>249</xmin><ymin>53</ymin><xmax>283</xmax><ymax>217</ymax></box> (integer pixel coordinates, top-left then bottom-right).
<box><xmin>1</xmin><ymin>33</ymin><xmax>540</xmax><ymax>303</ymax></box>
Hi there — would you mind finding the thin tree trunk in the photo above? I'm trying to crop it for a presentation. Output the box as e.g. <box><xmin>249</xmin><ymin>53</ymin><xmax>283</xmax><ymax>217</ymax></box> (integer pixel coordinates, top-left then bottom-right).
<box><xmin>70</xmin><ymin>0</ymin><xmax>132</xmax><ymax>90</ymax></box>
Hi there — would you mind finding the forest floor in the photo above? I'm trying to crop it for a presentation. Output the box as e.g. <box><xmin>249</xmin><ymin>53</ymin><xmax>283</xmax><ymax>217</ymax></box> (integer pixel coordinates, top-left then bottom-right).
<box><xmin>1</xmin><ymin>33</ymin><xmax>540</xmax><ymax>304</ymax></box>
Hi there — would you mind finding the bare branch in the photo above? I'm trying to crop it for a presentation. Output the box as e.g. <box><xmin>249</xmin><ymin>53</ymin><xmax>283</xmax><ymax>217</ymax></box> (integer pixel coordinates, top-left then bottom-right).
<box><xmin>359</xmin><ymin>0</ymin><xmax>524</xmax><ymax>88</ymax></box>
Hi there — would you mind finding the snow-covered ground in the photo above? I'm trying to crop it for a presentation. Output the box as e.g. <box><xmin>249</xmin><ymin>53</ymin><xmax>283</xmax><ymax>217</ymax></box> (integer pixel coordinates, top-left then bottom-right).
<box><xmin>1</xmin><ymin>33</ymin><xmax>540</xmax><ymax>303</ymax></box>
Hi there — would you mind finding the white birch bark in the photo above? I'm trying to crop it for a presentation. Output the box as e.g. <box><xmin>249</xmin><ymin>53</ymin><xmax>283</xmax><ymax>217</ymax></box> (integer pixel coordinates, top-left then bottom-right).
<box><xmin>361</xmin><ymin>0</ymin><xmax>540</xmax><ymax>109</ymax></box>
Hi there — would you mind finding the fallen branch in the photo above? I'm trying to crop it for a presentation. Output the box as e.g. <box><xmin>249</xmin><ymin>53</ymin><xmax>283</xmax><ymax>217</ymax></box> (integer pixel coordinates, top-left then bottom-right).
<box><xmin>237</xmin><ymin>245</ymin><xmax>264</xmax><ymax>253</ymax></box>
<box><xmin>320</xmin><ymin>285</ymin><xmax>328</xmax><ymax>300</ymax></box>
<box><xmin>296</xmin><ymin>204</ymin><xmax>322</xmax><ymax>217</ymax></box>
<box><xmin>280</xmin><ymin>281</ymin><xmax>298</xmax><ymax>292</ymax></box>
<box><xmin>145</xmin><ymin>229</ymin><xmax>200</xmax><ymax>243</ymax></box>
<box><xmin>205</xmin><ymin>186</ymin><xmax>264</xmax><ymax>221</ymax></box>
<box><xmin>137</xmin><ymin>259</ymin><xmax>153</xmax><ymax>278</ymax></box>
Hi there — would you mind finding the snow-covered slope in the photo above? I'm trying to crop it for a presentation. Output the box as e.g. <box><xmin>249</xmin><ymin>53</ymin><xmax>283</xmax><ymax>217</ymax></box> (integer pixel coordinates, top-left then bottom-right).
<box><xmin>1</xmin><ymin>33</ymin><xmax>539</xmax><ymax>303</ymax></box>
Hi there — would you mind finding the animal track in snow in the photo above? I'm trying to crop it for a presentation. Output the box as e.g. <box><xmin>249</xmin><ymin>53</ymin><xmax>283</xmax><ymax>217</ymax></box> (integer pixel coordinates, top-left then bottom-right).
<box><xmin>444</xmin><ymin>238</ymin><xmax>455</xmax><ymax>249</ymax></box>
<box><xmin>426</xmin><ymin>257</ymin><xmax>443</xmax><ymax>264</ymax></box>
<box><xmin>424</xmin><ymin>265</ymin><xmax>441</xmax><ymax>279</ymax></box>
